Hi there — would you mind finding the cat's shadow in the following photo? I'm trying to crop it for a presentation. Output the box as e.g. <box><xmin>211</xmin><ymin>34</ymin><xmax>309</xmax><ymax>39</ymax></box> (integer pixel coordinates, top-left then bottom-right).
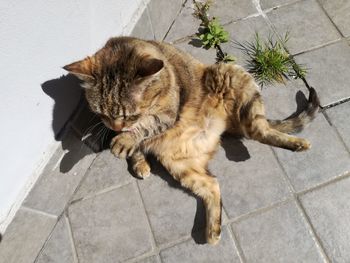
<box><xmin>42</xmin><ymin>74</ymin><xmax>110</xmax><ymax>174</ymax></box>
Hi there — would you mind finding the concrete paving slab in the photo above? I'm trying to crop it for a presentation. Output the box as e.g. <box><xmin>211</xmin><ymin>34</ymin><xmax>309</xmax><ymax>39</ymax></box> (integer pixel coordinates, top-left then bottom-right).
<box><xmin>68</xmin><ymin>183</ymin><xmax>153</xmax><ymax>263</ymax></box>
<box><xmin>131</xmin><ymin>6</ymin><xmax>155</xmax><ymax>40</ymax></box>
<box><xmin>165</xmin><ymin>0</ymin><xmax>200</xmax><ymax>42</ymax></box>
<box><xmin>72</xmin><ymin>150</ymin><xmax>133</xmax><ymax>201</ymax></box>
<box><xmin>210</xmin><ymin>0</ymin><xmax>258</xmax><ymax>24</ymax></box>
<box><xmin>301</xmin><ymin>176</ymin><xmax>350</xmax><ymax>263</ymax></box>
<box><xmin>0</xmin><ymin>208</ymin><xmax>56</xmax><ymax>263</ymax></box>
<box><xmin>138</xmin><ymin>161</ymin><xmax>206</xmax><ymax>245</ymax></box>
<box><xmin>267</xmin><ymin>0</ymin><xmax>341</xmax><ymax>54</ymax></box>
<box><xmin>326</xmin><ymin>101</ymin><xmax>350</xmax><ymax>150</ymax></box>
<box><xmin>318</xmin><ymin>0</ymin><xmax>350</xmax><ymax>37</ymax></box>
<box><xmin>260</xmin><ymin>0</ymin><xmax>300</xmax><ymax>10</ymax></box>
<box><xmin>232</xmin><ymin>201</ymin><xmax>324</xmax><ymax>262</ymax></box>
<box><xmin>261</xmin><ymin>79</ymin><xmax>310</xmax><ymax>120</ymax></box>
<box><xmin>274</xmin><ymin>114</ymin><xmax>350</xmax><ymax>192</ymax></box>
<box><xmin>36</xmin><ymin>216</ymin><xmax>75</xmax><ymax>263</ymax></box>
<box><xmin>160</xmin><ymin>226</ymin><xmax>240</xmax><ymax>263</ymax></box>
<box><xmin>295</xmin><ymin>41</ymin><xmax>350</xmax><ymax>107</ymax></box>
<box><xmin>210</xmin><ymin>138</ymin><xmax>291</xmax><ymax>219</ymax></box>
<box><xmin>174</xmin><ymin>41</ymin><xmax>217</xmax><ymax>64</ymax></box>
<box><xmin>23</xmin><ymin>131</ymin><xmax>96</xmax><ymax>216</ymax></box>
<box><xmin>148</xmin><ymin>0</ymin><xmax>184</xmax><ymax>40</ymax></box>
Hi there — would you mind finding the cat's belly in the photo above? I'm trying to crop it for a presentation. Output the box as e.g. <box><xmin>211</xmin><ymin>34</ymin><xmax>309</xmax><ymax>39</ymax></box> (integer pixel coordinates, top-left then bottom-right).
<box><xmin>145</xmin><ymin>115</ymin><xmax>226</xmax><ymax>161</ymax></box>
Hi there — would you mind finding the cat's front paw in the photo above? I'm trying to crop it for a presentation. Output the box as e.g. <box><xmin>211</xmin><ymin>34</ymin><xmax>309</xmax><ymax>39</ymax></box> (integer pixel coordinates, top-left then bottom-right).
<box><xmin>133</xmin><ymin>159</ymin><xmax>151</xmax><ymax>179</ymax></box>
<box><xmin>110</xmin><ymin>133</ymin><xmax>137</xmax><ymax>158</ymax></box>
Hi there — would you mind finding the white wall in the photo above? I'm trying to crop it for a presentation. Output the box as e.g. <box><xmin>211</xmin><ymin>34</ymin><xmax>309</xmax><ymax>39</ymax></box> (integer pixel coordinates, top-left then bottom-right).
<box><xmin>0</xmin><ymin>0</ymin><xmax>146</xmax><ymax>231</ymax></box>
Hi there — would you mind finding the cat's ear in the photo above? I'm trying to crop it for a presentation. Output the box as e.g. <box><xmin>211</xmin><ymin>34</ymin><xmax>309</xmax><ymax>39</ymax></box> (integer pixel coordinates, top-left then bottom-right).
<box><xmin>63</xmin><ymin>57</ymin><xmax>95</xmax><ymax>81</ymax></box>
<box><xmin>137</xmin><ymin>58</ymin><xmax>164</xmax><ymax>78</ymax></box>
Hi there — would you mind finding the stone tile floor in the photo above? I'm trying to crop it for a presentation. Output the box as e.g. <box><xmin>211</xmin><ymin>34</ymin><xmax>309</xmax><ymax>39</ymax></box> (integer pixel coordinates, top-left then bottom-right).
<box><xmin>1</xmin><ymin>0</ymin><xmax>350</xmax><ymax>262</ymax></box>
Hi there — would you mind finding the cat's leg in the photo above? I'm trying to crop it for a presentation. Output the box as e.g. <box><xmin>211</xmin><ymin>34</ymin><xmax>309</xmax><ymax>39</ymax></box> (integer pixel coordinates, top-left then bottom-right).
<box><xmin>130</xmin><ymin>150</ymin><xmax>151</xmax><ymax>179</ymax></box>
<box><xmin>181</xmin><ymin>170</ymin><xmax>221</xmax><ymax>244</ymax></box>
<box><xmin>240</xmin><ymin>92</ymin><xmax>310</xmax><ymax>151</ymax></box>
<box><xmin>164</xmin><ymin>162</ymin><xmax>222</xmax><ymax>245</ymax></box>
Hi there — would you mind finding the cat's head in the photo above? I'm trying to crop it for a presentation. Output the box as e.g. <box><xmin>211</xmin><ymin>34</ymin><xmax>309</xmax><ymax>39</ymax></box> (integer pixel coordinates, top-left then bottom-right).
<box><xmin>63</xmin><ymin>37</ymin><xmax>165</xmax><ymax>132</ymax></box>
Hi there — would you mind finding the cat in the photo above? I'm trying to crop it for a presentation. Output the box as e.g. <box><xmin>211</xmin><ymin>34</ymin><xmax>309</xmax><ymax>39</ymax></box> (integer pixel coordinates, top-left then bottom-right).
<box><xmin>64</xmin><ymin>36</ymin><xmax>319</xmax><ymax>245</ymax></box>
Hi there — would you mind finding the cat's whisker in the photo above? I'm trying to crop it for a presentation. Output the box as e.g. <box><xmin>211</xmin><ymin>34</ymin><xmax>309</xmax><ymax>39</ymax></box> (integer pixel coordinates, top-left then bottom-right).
<box><xmin>81</xmin><ymin>121</ymin><xmax>103</xmax><ymax>140</ymax></box>
<box><xmin>92</xmin><ymin>125</ymin><xmax>107</xmax><ymax>150</ymax></box>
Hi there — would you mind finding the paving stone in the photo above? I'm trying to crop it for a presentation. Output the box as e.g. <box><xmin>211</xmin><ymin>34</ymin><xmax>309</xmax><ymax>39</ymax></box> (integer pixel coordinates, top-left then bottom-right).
<box><xmin>326</xmin><ymin>101</ymin><xmax>350</xmax><ymax>150</ymax></box>
<box><xmin>210</xmin><ymin>0</ymin><xmax>258</xmax><ymax>24</ymax></box>
<box><xmin>319</xmin><ymin>0</ymin><xmax>350</xmax><ymax>37</ymax></box>
<box><xmin>232</xmin><ymin>201</ymin><xmax>324</xmax><ymax>263</ymax></box>
<box><xmin>160</xmin><ymin>226</ymin><xmax>240</xmax><ymax>263</ymax></box>
<box><xmin>23</xmin><ymin>131</ymin><xmax>96</xmax><ymax>215</ymax></box>
<box><xmin>68</xmin><ymin>183</ymin><xmax>153</xmax><ymax>263</ymax></box>
<box><xmin>148</xmin><ymin>0</ymin><xmax>184</xmax><ymax>40</ymax></box>
<box><xmin>0</xmin><ymin>208</ymin><xmax>57</xmax><ymax>263</ymax></box>
<box><xmin>138</xmin><ymin>160</ymin><xmax>206</xmax><ymax>245</ymax></box>
<box><xmin>174</xmin><ymin>41</ymin><xmax>217</xmax><ymax>64</ymax></box>
<box><xmin>165</xmin><ymin>0</ymin><xmax>200</xmax><ymax>42</ymax></box>
<box><xmin>73</xmin><ymin>149</ymin><xmax>133</xmax><ymax>201</ymax></box>
<box><xmin>36</xmin><ymin>216</ymin><xmax>75</xmax><ymax>263</ymax></box>
<box><xmin>221</xmin><ymin>15</ymin><xmax>272</xmax><ymax>67</ymax></box>
<box><xmin>267</xmin><ymin>0</ymin><xmax>341</xmax><ymax>54</ymax></box>
<box><xmin>131</xmin><ymin>6</ymin><xmax>155</xmax><ymax>40</ymax></box>
<box><xmin>300</xmin><ymin>176</ymin><xmax>350</xmax><ymax>263</ymax></box>
<box><xmin>295</xmin><ymin>41</ymin><xmax>350</xmax><ymax>106</ymax></box>
<box><xmin>261</xmin><ymin>79</ymin><xmax>310</xmax><ymax>120</ymax></box>
<box><xmin>260</xmin><ymin>0</ymin><xmax>300</xmax><ymax>10</ymax></box>
<box><xmin>209</xmin><ymin>138</ymin><xmax>291</xmax><ymax>219</ymax></box>
<box><xmin>136</xmin><ymin>255</ymin><xmax>161</xmax><ymax>263</ymax></box>
<box><xmin>274</xmin><ymin>114</ymin><xmax>350</xmax><ymax>192</ymax></box>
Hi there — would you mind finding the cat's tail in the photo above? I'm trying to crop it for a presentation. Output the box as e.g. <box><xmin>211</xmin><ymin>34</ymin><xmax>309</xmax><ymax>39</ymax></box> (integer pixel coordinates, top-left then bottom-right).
<box><xmin>267</xmin><ymin>87</ymin><xmax>320</xmax><ymax>134</ymax></box>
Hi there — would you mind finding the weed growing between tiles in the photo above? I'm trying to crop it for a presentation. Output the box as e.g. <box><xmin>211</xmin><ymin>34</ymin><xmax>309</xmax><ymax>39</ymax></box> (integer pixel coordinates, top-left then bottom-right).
<box><xmin>192</xmin><ymin>0</ymin><xmax>310</xmax><ymax>88</ymax></box>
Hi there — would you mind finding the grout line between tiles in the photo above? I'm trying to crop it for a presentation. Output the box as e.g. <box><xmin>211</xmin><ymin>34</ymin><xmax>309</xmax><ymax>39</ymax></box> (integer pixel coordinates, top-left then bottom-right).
<box><xmin>322</xmin><ymin>111</ymin><xmax>350</xmax><ymax>154</ymax></box>
<box><xmin>144</xmin><ymin>0</ymin><xmax>156</xmax><ymax>40</ymax></box>
<box><xmin>135</xmin><ymin>181</ymin><xmax>157</xmax><ymax>250</ymax></box>
<box><xmin>221</xmin><ymin>203</ymin><xmax>246</xmax><ymax>262</ymax></box>
<box><xmin>70</xmin><ymin>181</ymin><xmax>134</xmax><ymax>204</ymax></box>
<box><xmin>65</xmin><ymin>212</ymin><xmax>81</xmax><ymax>263</ymax></box>
<box><xmin>20</xmin><ymin>206</ymin><xmax>58</xmax><ymax>219</ymax></box>
<box><xmin>297</xmin><ymin>171</ymin><xmax>350</xmax><ymax>196</ymax></box>
<box><xmin>162</xmin><ymin>0</ymin><xmax>188</xmax><ymax>41</ymax></box>
<box><xmin>270</xmin><ymin>146</ymin><xmax>296</xmax><ymax>193</ymax></box>
<box><xmin>315</xmin><ymin>0</ymin><xmax>345</xmax><ymax>38</ymax></box>
<box><xmin>64</xmin><ymin>214</ymin><xmax>80</xmax><ymax>263</ymax></box>
<box><xmin>227</xmin><ymin>224</ymin><xmax>246</xmax><ymax>263</ymax></box>
<box><xmin>224</xmin><ymin>197</ymin><xmax>293</xmax><ymax>225</ymax></box>
<box><xmin>294</xmin><ymin>197</ymin><xmax>331</xmax><ymax>263</ymax></box>
<box><xmin>32</xmin><ymin>214</ymin><xmax>62</xmax><ymax>263</ymax></box>
<box><xmin>321</xmin><ymin>97</ymin><xmax>350</xmax><ymax>111</ymax></box>
<box><xmin>262</xmin><ymin>0</ymin><xmax>304</xmax><ymax>14</ymax></box>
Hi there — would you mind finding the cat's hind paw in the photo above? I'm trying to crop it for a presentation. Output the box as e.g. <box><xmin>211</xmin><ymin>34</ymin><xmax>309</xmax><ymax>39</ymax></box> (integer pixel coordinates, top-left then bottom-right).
<box><xmin>206</xmin><ymin>226</ymin><xmax>221</xmax><ymax>245</ymax></box>
<box><xmin>292</xmin><ymin>138</ymin><xmax>311</xmax><ymax>152</ymax></box>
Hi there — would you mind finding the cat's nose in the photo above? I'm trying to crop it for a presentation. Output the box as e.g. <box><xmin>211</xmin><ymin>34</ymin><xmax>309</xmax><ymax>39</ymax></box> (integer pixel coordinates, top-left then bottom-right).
<box><xmin>111</xmin><ymin>121</ymin><xmax>124</xmax><ymax>132</ymax></box>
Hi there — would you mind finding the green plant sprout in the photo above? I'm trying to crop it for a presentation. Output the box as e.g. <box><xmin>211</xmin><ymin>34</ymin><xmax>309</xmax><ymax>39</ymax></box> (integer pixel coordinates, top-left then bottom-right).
<box><xmin>199</xmin><ymin>18</ymin><xmax>229</xmax><ymax>48</ymax></box>
<box><xmin>193</xmin><ymin>0</ymin><xmax>235</xmax><ymax>63</ymax></box>
<box><xmin>235</xmin><ymin>32</ymin><xmax>307</xmax><ymax>87</ymax></box>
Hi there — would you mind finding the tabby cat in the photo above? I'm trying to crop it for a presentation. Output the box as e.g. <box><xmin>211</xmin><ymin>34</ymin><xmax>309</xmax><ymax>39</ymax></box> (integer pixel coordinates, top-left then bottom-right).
<box><xmin>64</xmin><ymin>37</ymin><xmax>319</xmax><ymax>245</ymax></box>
